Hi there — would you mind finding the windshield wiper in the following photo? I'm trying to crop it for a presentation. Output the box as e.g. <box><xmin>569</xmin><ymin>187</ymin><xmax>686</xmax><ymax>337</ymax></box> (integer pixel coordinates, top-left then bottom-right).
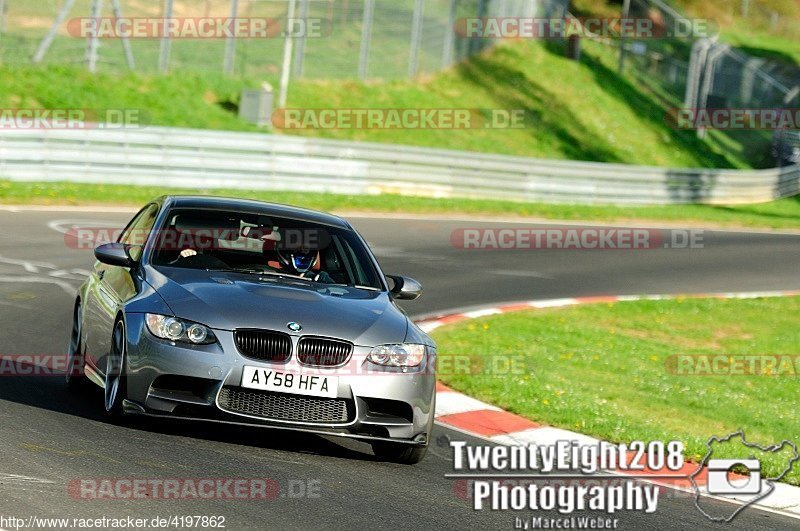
<box><xmin>254</xmin><ymin>270</ymin><xmax>312</xmax><ymax>281</ymax></box>
<box><xmin>206</xmin><ymin>267</ymin><xmax>296</xmax><ymax>277</ymax></box>
<box><xmin>207</xmin><ymin>268</ymin><xmax>379</xmax><ymax>290</ymax></box>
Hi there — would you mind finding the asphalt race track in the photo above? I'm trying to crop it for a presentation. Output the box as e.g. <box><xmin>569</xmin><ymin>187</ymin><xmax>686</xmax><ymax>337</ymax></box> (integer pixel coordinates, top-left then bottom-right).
<box><xmin>0</xmin><ymin>208</ymin><xmax>799</xmax><ymax>529</ymax></box>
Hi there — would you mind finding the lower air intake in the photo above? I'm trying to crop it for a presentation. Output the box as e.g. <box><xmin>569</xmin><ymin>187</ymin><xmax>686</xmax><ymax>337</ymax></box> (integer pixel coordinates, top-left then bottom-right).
<box><xmin>218</xmin><ymin>387</ymin><xmax>351</xmax><ymax>424</ymax></box>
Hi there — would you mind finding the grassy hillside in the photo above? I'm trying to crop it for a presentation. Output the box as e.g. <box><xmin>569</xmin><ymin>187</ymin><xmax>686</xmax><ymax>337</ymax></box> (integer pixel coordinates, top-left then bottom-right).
<box><xmin>574</xmin><ymin>0</ymin><xmax>800</xmax><ymax>64</ymax></box>
<box><xmin>0</xmin><ymin>38</ymin><xmax>752</xmax><ymax>169</ymax></box>
<box><xmin>676</xmin><ymin>0</ymin><xmax>800</xmax><ymax>63</ymax></box>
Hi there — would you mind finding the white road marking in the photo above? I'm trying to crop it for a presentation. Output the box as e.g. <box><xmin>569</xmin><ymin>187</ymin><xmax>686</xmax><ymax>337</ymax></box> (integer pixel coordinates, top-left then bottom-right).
<box><xmin>0</xmin><ymin>255</ymin><xmax>58</xmax><ymax>273</ymax></box>
<box><xmin>48</xmin><ymin>269</ymin><xmax>89</xmax><ymax>281</ymax></box>
<box><xmin>462</xmin><ymin>308</ymin><xmax>502</xmax><ymax>318</ymax></box>
<box><xmin>529</xmin><ymin>298</ymin><xmax>578</xmax><ymax>308</ymax></box>
<box><xmin>418</xmin><ymin>322</ymin><xmax>443</xmax><ymax>332</ymax></box>
<box><xmin>0</xmin><ymin>254</ymin><xmax>89</xmax><ymax>290</ymax></box>
<box><xmin>369</xmin><ymin>246</ymin><xmax>447</xmax><ymax>262</ymax></box>
<box><xmin>492</xmin><ymin>269</ymin><xmax>554</xmax><ymax>279</ymax></box>
<box><xmin>0</xmin><ymin>276</ymin><xmax>75</xmax><ymax>296</ymax></box>
<box><xmin>0</xmin><ymin>473</ymin><xmax>54</xmax><ymax>484</ymax></box>
<box><xmin>435</xmin><ymin>391</ymin><xmax>501</xmax><ymax>417</ymax></box>
<box><xmin>46</xmin><ymin>218</ymin><xmax>122</xmax><ymax>235</ymax></box>
<box><xmin>0</xmin><ymin>205</ymin><xmax>136</xmax><ymax>213</ymax></box>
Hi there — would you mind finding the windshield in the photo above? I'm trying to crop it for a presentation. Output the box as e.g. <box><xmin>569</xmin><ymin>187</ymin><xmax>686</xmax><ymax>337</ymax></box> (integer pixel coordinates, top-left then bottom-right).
<box><xmin>150</xmin><ymin>208</ymin><xmax>383</xmax><ymax>290</ymax></box>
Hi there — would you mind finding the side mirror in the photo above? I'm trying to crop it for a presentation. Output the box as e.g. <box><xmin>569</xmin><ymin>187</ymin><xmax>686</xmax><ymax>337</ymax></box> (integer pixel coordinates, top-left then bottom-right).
<box><xmin>387</xmin><ymin>275</ymin><xmax>423</xmax><ymax>301</ymax></box>
<box><xmin>94</xmin><ymin>242</ymin><xmax>134</xmax><ymax>268</ymax></box>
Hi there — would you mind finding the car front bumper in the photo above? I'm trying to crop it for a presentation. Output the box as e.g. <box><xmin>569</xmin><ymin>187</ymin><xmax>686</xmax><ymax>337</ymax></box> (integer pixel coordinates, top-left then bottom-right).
<box><xmin>121</xmin><ymin>313</ymin><xmax>436</xmax><ymax>446</ymax></box>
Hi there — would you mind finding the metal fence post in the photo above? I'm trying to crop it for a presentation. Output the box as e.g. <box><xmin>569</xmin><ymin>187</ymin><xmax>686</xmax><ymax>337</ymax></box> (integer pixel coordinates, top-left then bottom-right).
<box><xmin>740</xmin><ymin>57</ymin><xmax>765</xmax><ymax>104</ymax></box>
<box><xmin>223</xmin><ymin>0</ymin><xmax>239</xmax><ymax>75</ymax></box>
<box><xmin>683</xmin><ymin>39</ymin><xmax>701</xmax><ymax>109</ymax></box>
<box><xmin>617</xmin><ymin>0</ymin><xmax>631</xmax><ymax>73</ymax></box>
<box><xmin>770</xmin><ymin>11</ymin><xmax>779</xmax><ymax>31</ymax></box>
<box><xmin>278</xmin><ymin>0</ymin><xmax>298</xmax><ymax>108</ymax></box>
<box><xmin>470</xmin><ymin>0</ymin><xmax>487</xmax><ymax>56</ymax></box>
<box><xmin>111</xmin><ymin>0</ymin><xmax>135</xmax><ymax>69</ymax></box>
<box><xmin>697</xmin><ymin>43</ymin><xmax>728</xmax><ymax>109</ymax></box>
<box><xmin>33</xmin><ymin>0</ymin><xmax>76</xmax><ymax>63</ymax></box>
<box><xmin>86</xmin><ymin>0</ymin><xmax>103</xmax><ymax>72</ymax></box>
<box><xmin>784</xmin><ymin>86</ymin><xmax>800</xmax><ymax>105</ymax></box>
<box><xmin>683</xmin><ymin>38</ymin><xmax>711</xmax><ymax>110</ymax></box>
<box><xmin>159</xmin><ymin>0</ymin><xmax>174</xmax><ymax>72</ymax></box>
<box><xmin>441</xmin><ymin>0</ymin><xmax>457</xmax><ymax>68</ymax></box>
<box><xmin>293</xmin><ymin>0</ymin><xmax>308</xmax><ymax>78</ymax></box>
<box><xmin>498</xmin><ymin>0</ymin><xmax>509</xmax><ymax>16</ymax></box>
<box><xmin>696</xmin><ymin>42</ymin><xmax>729</xmax><ymax>138</ymax></box>
<box><xmin>358</xmin><ymin>0</ymin><xmax>375</xmax><ymax>79</ymax></box>
<box><xmin>408</xmin><ymin>0</ymin><xmax>424</xmax><ymax>78</ymax></box>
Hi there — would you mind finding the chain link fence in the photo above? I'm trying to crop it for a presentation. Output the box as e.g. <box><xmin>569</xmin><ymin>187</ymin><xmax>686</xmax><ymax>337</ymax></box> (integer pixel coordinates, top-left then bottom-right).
<box><xmin>0</xmin><ymin>0</ymin><xmax>566</xmax><ymax>79</ymax></box>
<box><xmin>569</xmin><ymin>0</ymin><xmax>799</xmax><ymax>167</ymax></box>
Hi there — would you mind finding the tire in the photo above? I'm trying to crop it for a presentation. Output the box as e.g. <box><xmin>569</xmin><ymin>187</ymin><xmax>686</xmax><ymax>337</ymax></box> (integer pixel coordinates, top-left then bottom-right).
<box><xmin>371</xmin><ymin>441</ymin><xmax>428</xmax><ymax>465</ymax></box>
<box><xmin>66</xmin><ymin>301</ymin><xmax>88</xmax><ymax>391</ymax></box>
<box><xmin>104</xmin><ymin>319</ymin><xmax>128</xmax><ymax>419</ymax></box>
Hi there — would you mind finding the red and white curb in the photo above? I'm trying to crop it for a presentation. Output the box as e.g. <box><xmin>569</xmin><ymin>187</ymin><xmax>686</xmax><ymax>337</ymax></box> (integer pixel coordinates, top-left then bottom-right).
<box><xmin>416</xmin><ymin>290</ymin><xmax>800</xmax><ymax>333</ymax></box>
<box><xmin>415</xmin><ymin>290</ymin><xmax>800</xmax><ymax>518</ymax></box>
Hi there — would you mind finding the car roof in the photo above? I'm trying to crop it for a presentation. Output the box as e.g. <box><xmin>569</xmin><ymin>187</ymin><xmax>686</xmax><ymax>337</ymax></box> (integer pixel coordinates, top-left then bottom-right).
<box><xmin>159</xmin><ymin>195</ymin><xmax>351</xmax><ymax>229</ymax></box>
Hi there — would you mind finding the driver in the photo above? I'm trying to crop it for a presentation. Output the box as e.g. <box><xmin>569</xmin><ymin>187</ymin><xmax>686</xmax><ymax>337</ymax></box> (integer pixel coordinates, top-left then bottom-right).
<box><xmin>274</xmin><ymin>247</ymin><xmax>335</xmax><ymax>284</ymax></box>
<box><xmin>262</xmin><ymin>229</ymin><xmax>335</xmax><ymax>283</ymax></box>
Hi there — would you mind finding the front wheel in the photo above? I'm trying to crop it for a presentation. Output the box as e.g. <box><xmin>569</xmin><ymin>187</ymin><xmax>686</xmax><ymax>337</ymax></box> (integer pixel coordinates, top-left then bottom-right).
<box><xmin>371</xmin><ymin>441</ymin><xmax>428</xmax><ymax>465</ymax></box>
<box><xmin>104</xmin><ymin>319</ymin><xmax>128</xmax><ymax>419</ymax></box>
<box><xmin>66</xmin><ymin>301</ymin><xmax>87</xmax><ymax>391</ymax></box>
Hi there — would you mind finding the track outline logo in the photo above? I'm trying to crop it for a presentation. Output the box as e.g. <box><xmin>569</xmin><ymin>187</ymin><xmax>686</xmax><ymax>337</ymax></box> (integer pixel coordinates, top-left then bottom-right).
<box><xmin>689</xmin><ymin>430</ymin><xmax>799</xmax><ymax>522</ymax></box>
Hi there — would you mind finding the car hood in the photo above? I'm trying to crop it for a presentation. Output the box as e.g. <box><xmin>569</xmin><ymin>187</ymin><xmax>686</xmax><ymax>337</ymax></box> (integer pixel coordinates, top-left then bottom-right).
<box><xmin>145</xmin><ymin>266</ymin><xmax>409</xmax><ymax>346</ymax></box>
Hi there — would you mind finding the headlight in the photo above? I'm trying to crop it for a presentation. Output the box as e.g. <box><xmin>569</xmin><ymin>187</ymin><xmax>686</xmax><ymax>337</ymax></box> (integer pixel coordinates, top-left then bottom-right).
<box><xmin>145</xmin><ymin>314</ymin><xmax>216</xmax><ymax>345</ymax></box>
<box><xmin>367</xmin><ymin>344</ymin><xmax>426</xmax><ymax>367</ymax></box>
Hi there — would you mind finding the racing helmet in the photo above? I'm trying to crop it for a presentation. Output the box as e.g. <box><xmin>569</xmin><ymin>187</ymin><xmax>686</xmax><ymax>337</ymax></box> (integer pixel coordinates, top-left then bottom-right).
<box><xmin>277</xmin><ymin>247</ymin><xmax>318</xmax><ymax>274</ymax></box>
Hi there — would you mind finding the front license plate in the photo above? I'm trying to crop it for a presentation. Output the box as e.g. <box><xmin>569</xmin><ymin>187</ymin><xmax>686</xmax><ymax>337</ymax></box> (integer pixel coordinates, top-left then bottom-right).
<box><xmin>241</xmin><ymin>366</ymin><xmax>338</xmax><ymax>398</ymax></box>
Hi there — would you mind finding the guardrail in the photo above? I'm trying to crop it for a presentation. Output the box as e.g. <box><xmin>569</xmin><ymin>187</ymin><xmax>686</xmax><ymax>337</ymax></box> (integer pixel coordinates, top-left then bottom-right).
<box><xmin>0</xmin><ymin>126</ymin><xmax>797</xmax><ymax>205</ymax></box>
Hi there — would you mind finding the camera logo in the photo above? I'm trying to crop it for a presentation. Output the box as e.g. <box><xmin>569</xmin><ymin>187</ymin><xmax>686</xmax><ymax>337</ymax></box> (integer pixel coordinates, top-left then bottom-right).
<box><xmin>706</xmin><ymin>459</ymin><xmax>761</xmax><ymax>495</ymax></box>
<box><xmin>690</xmin><ymin>430</ymin><xmax>798</xmax><ymax>522</ymax></box>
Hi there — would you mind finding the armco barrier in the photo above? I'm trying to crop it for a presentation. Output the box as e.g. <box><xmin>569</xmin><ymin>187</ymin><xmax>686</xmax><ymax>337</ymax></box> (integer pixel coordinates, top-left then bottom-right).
<box><xmin>0</xmin><ymin>126</ymin><xmax>797</xmax><ymax>205</ymax></box>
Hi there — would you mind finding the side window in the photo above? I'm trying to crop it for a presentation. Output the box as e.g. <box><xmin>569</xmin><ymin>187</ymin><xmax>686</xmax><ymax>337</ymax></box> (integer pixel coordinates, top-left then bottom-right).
<box><xmin>334</xmin><ymin>236</ymin><xmax>379</xmax><ymax>288</ymax></box>
<box><xmin>118</xmin><ymin>204</ymin><xmax>159</xmax><ymax>261</ymax></box>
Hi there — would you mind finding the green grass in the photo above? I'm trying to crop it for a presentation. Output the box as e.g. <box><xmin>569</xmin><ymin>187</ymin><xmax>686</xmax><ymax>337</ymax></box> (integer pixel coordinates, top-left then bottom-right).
<box><xmin>0</xmin><ymin>38</ymin><xmax>757</xmax><ymax>169</ymax></box>
<box><xmin>575</xmin><ymin>0</ymin><xmax>800</xmax><ymax>65</ymax></box>
<box><xmin>430</xmin><ymin>296</ymin><xmax>800</xmax><ymax>484</ymax></box>
<box><xmin>3</xmin><ymin>180</ymin><xmax>800</xmax><ymax>229</ymax></box>
<box><xmin>720</xmin><ymin>26</ymin><xmax>800</xmax><ymax>64</ymax></box>
<box><xmin>677</xmin><ymin>0</ymin><xmax>800</xmax><ymax>64</ymax></box>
